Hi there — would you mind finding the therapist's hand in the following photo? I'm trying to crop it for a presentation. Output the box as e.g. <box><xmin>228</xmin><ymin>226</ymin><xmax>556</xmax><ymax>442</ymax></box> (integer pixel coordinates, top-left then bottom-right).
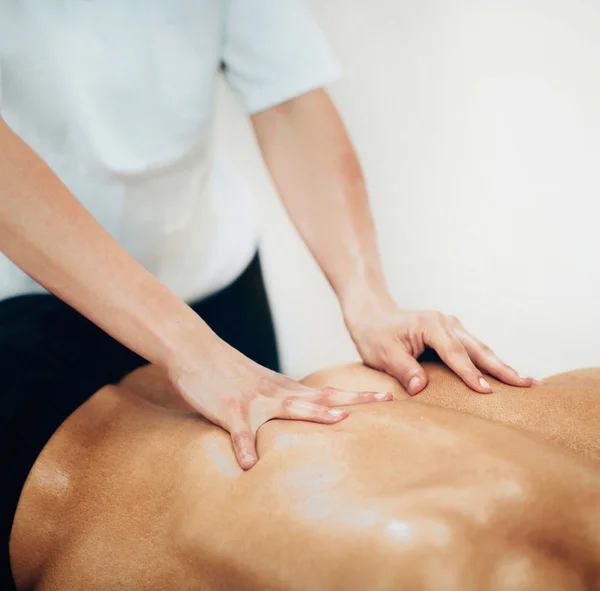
<box><xmin>169</xmin><ymin>340</ymin><xmax>393</xmax><ymax>470</ymax></box>
<box><xmin>344</xmin><ymin>295</ymin><xmax>537</xmax><ymax>396</ymax></box>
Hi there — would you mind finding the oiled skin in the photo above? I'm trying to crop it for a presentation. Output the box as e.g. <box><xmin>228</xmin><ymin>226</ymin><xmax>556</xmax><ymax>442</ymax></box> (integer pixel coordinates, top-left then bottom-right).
<box><xmin>10</xmin><ymin>362</ymin><xmax>600</xmax><ymax>591</ymax></box>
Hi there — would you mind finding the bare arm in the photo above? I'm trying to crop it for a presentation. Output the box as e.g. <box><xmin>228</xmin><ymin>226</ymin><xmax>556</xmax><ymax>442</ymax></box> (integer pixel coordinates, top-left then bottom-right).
<box><xmin>252</xmin><ymin>89</ymin><xmax>533</xmax><ymax>395</ymax></box>
<box><xmin>251</xmin><ymin>89</ymin><xmax>388</xmax><ymax>316</ymax></box>
<box><xmin>0</xmin><ymin>116</ymin><xmax>217</xmax><ymax>370</ymax></box>
<box><xmin>0</xmin><ymin>114</ymin><xmax>390</xmax><ymax>467</ymax></box>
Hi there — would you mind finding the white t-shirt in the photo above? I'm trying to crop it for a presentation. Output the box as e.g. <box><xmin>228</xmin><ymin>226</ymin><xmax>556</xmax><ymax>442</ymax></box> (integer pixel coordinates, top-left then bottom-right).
<box><xmin>0</xmin><ymin>0</ymin><xmax>341</xmax><ymax>302</ymax></box>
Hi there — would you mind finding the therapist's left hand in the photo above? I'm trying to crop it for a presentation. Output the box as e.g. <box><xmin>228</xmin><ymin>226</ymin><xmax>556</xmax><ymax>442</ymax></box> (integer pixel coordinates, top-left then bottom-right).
<box><xmin>344</xmin><ymin>295</ymin><xmax>536</xmax><ymax>396</ymax></box>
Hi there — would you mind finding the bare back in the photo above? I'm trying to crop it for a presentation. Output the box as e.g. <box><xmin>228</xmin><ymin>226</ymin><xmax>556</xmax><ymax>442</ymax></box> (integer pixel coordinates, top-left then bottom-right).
<box><xmin>10</xmin><ymin>363</ymin><xmax>600</xmax><ymax>590</ymax></box>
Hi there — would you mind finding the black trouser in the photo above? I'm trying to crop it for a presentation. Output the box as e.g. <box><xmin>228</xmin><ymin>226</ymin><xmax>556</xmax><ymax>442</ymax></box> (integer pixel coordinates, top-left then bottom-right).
<box><xmin>2</xmin><ymin>251</ymin><xmax>279</xmax><ymax>390</ymax></box>
<box><xmin>188</xmin><ymin>253</ymin><xmax>280</xmax><ymax>373</ymax></box>
<box><xmin>0</xmin><ymin>252</ymin><xmax>278</xmax><ymax>590</ymax></box>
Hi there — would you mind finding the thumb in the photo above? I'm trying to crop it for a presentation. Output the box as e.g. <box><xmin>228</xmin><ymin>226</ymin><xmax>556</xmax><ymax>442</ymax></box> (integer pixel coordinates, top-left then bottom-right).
<box><xmin>230</xmin><ymin>422</ymin><xmax>258</xmax><ymax>470</ymax></box>
<box><xmin>385</xmin><ymin>350</ymin><xmax>428</xmax><ymax>396</ymax></box>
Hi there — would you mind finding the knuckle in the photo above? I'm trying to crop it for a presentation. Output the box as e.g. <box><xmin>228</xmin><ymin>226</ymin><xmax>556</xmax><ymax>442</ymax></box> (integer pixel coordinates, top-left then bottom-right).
<box><xmin>225</xmin><ymin>397</ymin><xmax>245</xmax><ymax>415</ymax></box>
<box><xmin>280</xmin><ymin>396</ymin><xmax>296</xmax><ymax>410</ymax></box>
<box><xmin>448</xmin><ymin>341</ymin><xmax>465</xmax><ymax>356</ymax></box>
<box><xmin>422</xmin><ymin>310</ymin><xmax>444</xmax><ymax>327</ymax></box>
<box><xmin>268</xmin><ymin>382</ymin><xmax>282</xmax><ymax>397</ymax></box>
<box><xmin>422</xmin><ymin>310</ymin><xmax>436</xmax><ymax>322</ymax></box>
<box><xmin>232</xmin><ymin>431</ymin><xmax>252</xmax><ymax>445</ymax></box>
<box><xmin>320</xmin><ymin>386</ymin><xmax>336</xmax><ymax>397</ymax></box>
<box><xmin>446</xmin><ymin>352</ymin><xmax>468</xmax><ymax>368</ymax></box>
<box><xmin>479</xmin><ymin>343</ymin><xmax>494</xmax><ymax>355</ymax></box>
<box><xmin>257</xmin><ymin>376</ymin><xmax>280</xmax><ymax>396</ymax></box>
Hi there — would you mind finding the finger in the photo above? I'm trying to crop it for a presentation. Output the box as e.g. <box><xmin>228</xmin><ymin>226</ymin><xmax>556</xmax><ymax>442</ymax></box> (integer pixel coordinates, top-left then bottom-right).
<box><xmin>428</xmin><ymin>328</ymin><xmax>493</xmax><ymax>393</ymax></box>
<box><xmin>459</xmin><ymin>333</ymin><xmax>534</xmax><ymax>388</ymax></box>
<box><xmin>376</xmin><ymin>346</ymin><xmax>428</xmax><ymax>395</ymax></box>
<box><xmin>230</xmin><ymin>425</ymin><xmax>258</xmax><ymax>471</ymax></box>
<box><xmin>289</xmin><ymin>387</ymin><xmax>394</xmax><ymax>406</ymax></box>
<box><xmin>380</xmin><ymin>349</ymin><xmax>429</xmax><ymax>396</ymax></box>
<box><xmin>273</xmin><ymin>398</ymin><xmax>350</xmax><ymax>424</ymax></box>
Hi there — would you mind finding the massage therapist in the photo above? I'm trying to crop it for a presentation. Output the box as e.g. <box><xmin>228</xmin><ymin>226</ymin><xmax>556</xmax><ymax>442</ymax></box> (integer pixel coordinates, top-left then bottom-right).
<box><xmin>0</xmin><ymin>1</ymin><xmax>533</xmax><ymax>469</ymax></box>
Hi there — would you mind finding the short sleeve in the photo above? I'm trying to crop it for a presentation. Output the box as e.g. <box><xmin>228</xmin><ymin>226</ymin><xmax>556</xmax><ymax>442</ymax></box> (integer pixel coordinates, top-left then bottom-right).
<box><xmin>221</xmin><ymin>0</ymin><xmax>343</xmax><ymax>114</ymax></box>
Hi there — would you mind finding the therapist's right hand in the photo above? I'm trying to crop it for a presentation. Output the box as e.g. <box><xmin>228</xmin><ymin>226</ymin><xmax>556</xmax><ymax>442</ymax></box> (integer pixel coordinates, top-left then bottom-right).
<box><xmin>169</xmin><ymin>339</ymin><xmax>393</xmax><ymax>470</ymax></box>
<box><xmin>0</xmin><ymin>115</ymin><xmax>391</xmax><ymax>471</ymax></box>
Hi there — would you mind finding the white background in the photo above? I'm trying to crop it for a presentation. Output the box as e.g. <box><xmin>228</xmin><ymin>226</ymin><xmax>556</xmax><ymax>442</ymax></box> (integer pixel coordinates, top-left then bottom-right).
<box><xmin>215</xmin><ymin>0</ymin><xmax>600</xmax><ymax>380</ymax></box>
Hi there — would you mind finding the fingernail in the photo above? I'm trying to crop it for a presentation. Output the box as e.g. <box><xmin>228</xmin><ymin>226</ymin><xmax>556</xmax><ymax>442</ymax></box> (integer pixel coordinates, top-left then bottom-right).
<box><xmin>243</xmin><ymin>453</ymin><xmax>255</xmax><ymax>465</ymax></box>
<box><xmin>479</xmin><ymin>377</ymin><xmax>492</xmax><ymax>390</ymax></box>
<box><xmin>532</xmin><ymin>378</ymin><xmax>545</xmax><ymax>386</ymax></box>
<box><xmin>408</xmin><ymin>376</ymin><xmax>421</xmax><ymax>395</ymax></box>
<box><xmin>517</xmin><ymin>373</ymin><xmax>530</xmax><ymax>380</ymax></box>
<box><xmin>375</xmin><ymin>392</ymin><xmax>392</xmax><ymax>400</ymax></box>
<box><xmin>328</xmin><ymin>409</ymin><xmax>346</xmax><ymax>418</ymax></box>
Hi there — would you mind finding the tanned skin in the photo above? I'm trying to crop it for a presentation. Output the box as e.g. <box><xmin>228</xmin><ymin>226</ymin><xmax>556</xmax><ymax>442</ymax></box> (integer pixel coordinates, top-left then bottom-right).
<box><xmin>10</xmin><ymin>362</ymin><xmax>600</xmax><ymax>591</ymax></box>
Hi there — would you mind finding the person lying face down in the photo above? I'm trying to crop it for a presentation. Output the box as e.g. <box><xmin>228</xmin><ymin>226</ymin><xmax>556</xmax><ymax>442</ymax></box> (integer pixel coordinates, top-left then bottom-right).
<box><xmin>10</xmin><ymin>361</ymin><xmax>600</xmax><ymax>591</ymax></box>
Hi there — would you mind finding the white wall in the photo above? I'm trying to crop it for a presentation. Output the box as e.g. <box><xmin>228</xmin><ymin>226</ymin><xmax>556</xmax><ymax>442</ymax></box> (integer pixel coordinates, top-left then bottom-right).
<box><xmin>215</xmin><ymin>0</ymin><xmax>600</xmax><ymax>380</ymax></box>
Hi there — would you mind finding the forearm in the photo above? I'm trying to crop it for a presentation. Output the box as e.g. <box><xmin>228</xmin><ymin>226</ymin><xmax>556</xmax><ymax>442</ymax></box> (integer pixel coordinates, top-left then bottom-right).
<box><xmin>0</xmin><ymin>117</ymin><xmax>215</xmax><ymax>371</ymax></box>
<box><xmin>252</xmin><ymin>89</ymin><xmax>392</xmax><ymax>318</ymax></box>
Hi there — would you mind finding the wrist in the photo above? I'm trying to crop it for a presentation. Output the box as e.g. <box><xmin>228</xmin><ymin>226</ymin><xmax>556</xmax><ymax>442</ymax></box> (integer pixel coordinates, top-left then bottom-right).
<box><xmin>156</xmin><ymin>311</ymin><xmax>225</xmax><ymax>376</ymax></box>
<box><xmin>339</xmin><ymin>279</ymin><xmax>396</xmax><ymax>328</ymax></box>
